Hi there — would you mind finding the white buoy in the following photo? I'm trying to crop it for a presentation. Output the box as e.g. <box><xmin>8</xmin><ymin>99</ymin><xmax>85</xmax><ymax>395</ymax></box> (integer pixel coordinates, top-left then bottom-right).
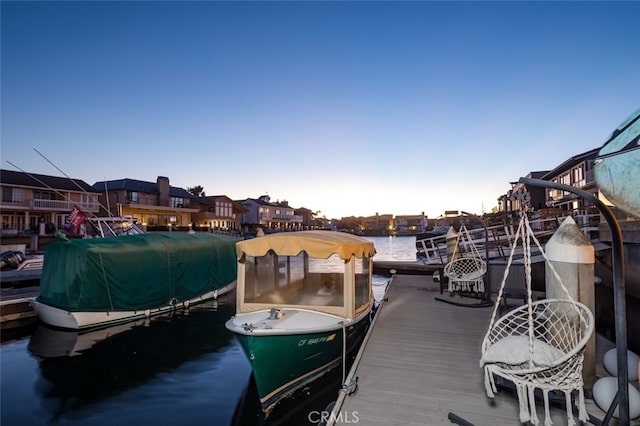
<box><xmin>592</xmin><ymin>376</ymin><xmax>640</xmax><ymax>419</ymax></box>
<box><xmin>603</xmin><ymin>348</ymin><xmax>640</xmax><ymax>381</ymax></box>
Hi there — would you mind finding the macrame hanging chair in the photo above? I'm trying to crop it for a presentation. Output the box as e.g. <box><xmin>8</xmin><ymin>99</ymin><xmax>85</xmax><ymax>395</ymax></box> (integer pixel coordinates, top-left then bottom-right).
<box><xmin>479</xmin><ymin>203</ymin><xmax>594</xmax><ymax>426</ymax></box>
<box><xmin>444</xmin><ymin>224</ymin><xmax>487</xmax><ymax>293</ymax></box>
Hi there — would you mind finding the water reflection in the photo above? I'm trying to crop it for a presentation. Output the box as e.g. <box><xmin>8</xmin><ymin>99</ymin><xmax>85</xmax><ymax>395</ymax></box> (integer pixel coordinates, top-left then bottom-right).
<box><xmin>3</xmin><ymin>270</ymin><xmax>393</xmax><ymax>425</ymax></box>
<box><xmin>22</xmin><ymin>299</ymin><xmax>246</xmax><ymax>425</ymax></box>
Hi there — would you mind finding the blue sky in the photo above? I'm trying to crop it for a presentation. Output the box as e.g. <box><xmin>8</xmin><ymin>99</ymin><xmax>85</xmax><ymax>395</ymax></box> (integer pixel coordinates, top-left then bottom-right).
<box><xmin>2</xmin><ymin>1</ymin><xmax>639</xmax><ymax>219</ymax></box>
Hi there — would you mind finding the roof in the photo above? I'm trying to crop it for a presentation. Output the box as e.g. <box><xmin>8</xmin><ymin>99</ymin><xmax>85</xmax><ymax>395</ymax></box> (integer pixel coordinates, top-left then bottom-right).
<box><xmin>92</xmin><ymin>178</ymin><xmax>193</xmax><ymax>199</ymax></box>
<box><xmin>540</xmin><ymin>147</ymin><xmax>600</xmax><ymax>180</ymax></box>
<box><xmin>0</xmin><ymin>169</ymin><xmax>99</xmax><ymax>193</ymax></box>
<box><xmin>236</xmin><ymin>230</ymin><xmax>376</xmax><ymax>260</ymax></box>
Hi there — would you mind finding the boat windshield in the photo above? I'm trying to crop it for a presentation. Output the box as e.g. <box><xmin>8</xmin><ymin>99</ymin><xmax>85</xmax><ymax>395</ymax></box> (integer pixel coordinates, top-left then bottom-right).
<box><xmin>242</xmin><ymin>251</ymin><xmax>345</xmax><ymax>308</ymax></box>
<box><xmin>239</xmin><ymin>250</ymin><xmax>373</xmax><ymax>318</ymax></box>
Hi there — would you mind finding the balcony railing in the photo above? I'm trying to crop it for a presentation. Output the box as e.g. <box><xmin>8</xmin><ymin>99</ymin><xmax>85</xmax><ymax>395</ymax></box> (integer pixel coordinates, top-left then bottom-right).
<box><xmin>32</xmin><ymin>199</ymin><xmax>100</xmax><ymax>212</ymax></box>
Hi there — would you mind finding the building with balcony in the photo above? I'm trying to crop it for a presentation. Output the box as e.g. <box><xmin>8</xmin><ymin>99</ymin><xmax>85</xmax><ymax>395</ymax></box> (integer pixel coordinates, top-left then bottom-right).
<box><xmin>394</xmin><ymin>212</ymin><xmax>428</xmax><ymax>236</ymax></box>
<box><xmin>1</xmin><ymin>169</ymin><xmax>100</xmax><ymax>239</ymax></box>
<box><xmin>191</xmin><ymin>195</ymin><xmax>247</xmax><ymax>232</ymax></box>
<box><xmin>540</xmin><ymin>147</ymin><xmax>600</xmax><ymax>213</ymax></box>
<box><xmin>92</xmin><ymin>176</ymin><xmax>197</xmax><ymax>230</ymax></box>
<box><xmin>499</xmin><ymin>148</ymin><xmax>600</xmax><ymax>217</ymax></box>
<box><xmin>240</xmin><ymin>195</ymin><xmax>303</xmax><ymax>232</ymax></box>
<box><xmin>362</xmin><ymin>213</ymin><xmax>394</xmax><ymax>236</ymax></box>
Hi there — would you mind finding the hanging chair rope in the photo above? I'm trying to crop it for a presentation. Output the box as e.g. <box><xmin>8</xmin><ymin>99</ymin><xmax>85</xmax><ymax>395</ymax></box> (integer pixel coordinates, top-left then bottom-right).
<box><xmin>444</xmin><ymin>224</ymin><xmax>487</xmax><ymax>292</ymax></box>
<box><xmin>480</xmin><ymin>205</ymin><xmax>594</xmax><ymax>426</ymax></box>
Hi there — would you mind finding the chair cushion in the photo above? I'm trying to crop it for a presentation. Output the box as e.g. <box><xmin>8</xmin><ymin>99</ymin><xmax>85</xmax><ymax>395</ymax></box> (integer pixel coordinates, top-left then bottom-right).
<box><xmin>481</xmin><ymin>335</ymin><xmax>565</xmax><ymax>368</ymax></box>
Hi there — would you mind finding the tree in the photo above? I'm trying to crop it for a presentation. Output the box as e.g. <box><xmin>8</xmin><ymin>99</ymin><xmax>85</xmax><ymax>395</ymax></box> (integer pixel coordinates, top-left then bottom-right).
<box><xmin>187</xmin><ymin>185</ymin><xmax>205</xmax><ymax>197</ymax></box>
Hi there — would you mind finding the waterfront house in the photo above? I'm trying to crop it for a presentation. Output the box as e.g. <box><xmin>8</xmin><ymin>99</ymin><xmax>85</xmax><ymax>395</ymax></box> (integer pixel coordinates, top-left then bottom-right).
<box><xmin>293</xmin><ymin>206</ymin><xmax>317</xmax><ymax>230</ymax></box>
<box><xmin>0</xmin><ymin>169</ymin><xmax>100</xmax><ymax>251</ymax></box>
<box><xmin>239</xmin><ymin>195</ymin><xmax>303</xmax><ymax>232</ymax></box>
<box><xmin>190</xmin><ymin>195</ymin><xmax>247</xmax><ymax>233</ymax></box>
<box><xmin>362</xmin><ymin>213</ymin><xmax>394</xmax><ymax>236</ymax></box>
<box><xmin>92</xmin><ymin>176</ymin><xmax>197</xmax><ymax>231</ymax></box>
<box><xmin>394</xmin><ymin>212</ymin><xmax>428</xmax><ymax>235</ymax></box>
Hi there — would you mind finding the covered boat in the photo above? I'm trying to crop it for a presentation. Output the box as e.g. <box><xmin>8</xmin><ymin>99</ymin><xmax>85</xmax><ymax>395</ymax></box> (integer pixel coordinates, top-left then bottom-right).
<box><xmin>225</xmin><ymin>230</ymin><xmax>377</xmax><ymax>414</ymax></box>
<box><xmin>594</xmin><ymin>107</ymin><xmax>640</xmax><ymax>218</ymax></box>
<box><xmin>31</xmin><ymin>232</ymin><xmax>237</xmax><ymax>330</ymax></box>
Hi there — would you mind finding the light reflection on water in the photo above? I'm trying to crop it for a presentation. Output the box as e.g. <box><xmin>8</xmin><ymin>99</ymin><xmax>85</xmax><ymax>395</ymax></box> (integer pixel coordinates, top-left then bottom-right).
<box><xmin>365</xmin><ymin>235</ymin><xmax>417</xmax><ymax>261</ymax></box>
<box><xmin>0</xmin><ymin>236</ymin><xmax>414</xmax><ymax>425</ymax></box>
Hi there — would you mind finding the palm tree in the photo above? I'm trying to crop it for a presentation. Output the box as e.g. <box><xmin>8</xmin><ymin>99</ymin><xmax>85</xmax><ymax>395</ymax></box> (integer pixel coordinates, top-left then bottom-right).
<box><xmin>187</xmin><ymin>185</ymin><xmax>205</xmax><ymax>197</ymax></box>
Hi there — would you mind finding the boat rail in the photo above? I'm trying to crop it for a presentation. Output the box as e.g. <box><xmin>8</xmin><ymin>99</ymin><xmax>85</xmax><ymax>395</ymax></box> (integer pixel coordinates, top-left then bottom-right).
<box><xmin>417</xmin><ymin>213</ymin><xmax>602</xmax><ymax>265</ymax></box>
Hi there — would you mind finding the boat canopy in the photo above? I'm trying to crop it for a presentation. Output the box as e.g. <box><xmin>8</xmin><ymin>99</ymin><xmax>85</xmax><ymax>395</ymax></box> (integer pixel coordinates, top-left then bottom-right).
<box><xmin>236</xmin><ymin>230</ymin><xmax>376</xmax><ymax>261</ymax></box>
<box><xmin>37</xmin><ymin>233</ymin><xmax>237</xmax><ymax>312</ymax></box>
<box><xmin>235</xmin><ymin>231</ymin><xmax>375</xmax><ymax>318</ymax></box>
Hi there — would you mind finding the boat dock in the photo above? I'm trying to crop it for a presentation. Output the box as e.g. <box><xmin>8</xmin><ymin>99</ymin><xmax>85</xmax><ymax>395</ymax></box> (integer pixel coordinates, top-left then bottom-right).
<box><xmin>0</xmin><ymin>285</ymin><xmax>39</xmax><ymax>329</ymax></box>
<box><xmin>330</xmin><ymin>274</ymin><xmax>616</xmax><ymax>426</ymax></box>
<box><xmin>373</xmin><ymin>260</ymin><xmax>441</xmax><ymax>276</ymax></box>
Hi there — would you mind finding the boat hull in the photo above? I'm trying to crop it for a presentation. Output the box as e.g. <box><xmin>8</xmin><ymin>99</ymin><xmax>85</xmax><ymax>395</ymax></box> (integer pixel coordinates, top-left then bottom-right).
<box><xmin>31</xmin><ymin>282</ymin><xmax>235</xmax><ymax>330</ymax></box>
<box><xmin>228</xmin><ymin>309</ymin><xmax>372</xmax><ymax>413</ymax></box>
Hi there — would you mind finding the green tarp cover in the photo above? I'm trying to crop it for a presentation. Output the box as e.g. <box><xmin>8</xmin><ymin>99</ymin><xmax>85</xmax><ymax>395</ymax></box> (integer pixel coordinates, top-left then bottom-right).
<box><xmin>37</xmin><ymin>232</ymin><xmax>237</xmax><ymax>312</ymax></box>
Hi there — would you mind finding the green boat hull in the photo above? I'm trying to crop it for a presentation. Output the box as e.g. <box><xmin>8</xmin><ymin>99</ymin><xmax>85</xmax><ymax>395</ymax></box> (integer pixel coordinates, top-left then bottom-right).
<box><xmin>234</xmin><ymin>312</ymin><xmax>372</xmax><ymax>413</ymax></box>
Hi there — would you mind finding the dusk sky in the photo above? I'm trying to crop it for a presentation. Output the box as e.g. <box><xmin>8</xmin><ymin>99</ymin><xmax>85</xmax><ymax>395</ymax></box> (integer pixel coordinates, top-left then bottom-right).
<box><xmin>2</xmin><ymin>1</ymin><xmax>638</xmax><ymax>219</ymax></box>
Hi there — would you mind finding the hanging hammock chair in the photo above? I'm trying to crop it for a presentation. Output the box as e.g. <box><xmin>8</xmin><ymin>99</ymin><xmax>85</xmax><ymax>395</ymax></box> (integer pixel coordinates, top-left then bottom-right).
<box><xmin>479</xmin><ymin>207</ymin><xmax>594</xmax><ymax>426</ymax></box>
<box><xmin>444</xmin><ymin>224</ymin><xmax>487</xmax><ymax>293</ymax></box>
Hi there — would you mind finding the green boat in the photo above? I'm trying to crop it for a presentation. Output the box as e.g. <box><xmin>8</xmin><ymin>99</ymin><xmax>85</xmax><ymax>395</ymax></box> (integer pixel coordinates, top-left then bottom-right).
<box><xmin>225</xmin><ymin>230</ymin><xmax>377</xmax><ymax>414</ymax></box>
<box><xmin>31</xmin><ymin>232</ymin><xmax>237</xmax><ymax>330</ymax></box>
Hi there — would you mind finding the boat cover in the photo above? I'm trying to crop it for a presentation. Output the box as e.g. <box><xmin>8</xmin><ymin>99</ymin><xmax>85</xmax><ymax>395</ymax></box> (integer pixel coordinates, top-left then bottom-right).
<box><xmin>594</xmin><ymin>107</ymin><xmax>640</xmax><ymax>218</ymax></box>
<box><xmin>236</xmin><ymin>230</ymin><xmax>376</xmax><ymax>260</ymax></box>
<box><xmin>37</xmin><ymin>233</ymin><xmax>237</xmax><ymax>312</ymax></box>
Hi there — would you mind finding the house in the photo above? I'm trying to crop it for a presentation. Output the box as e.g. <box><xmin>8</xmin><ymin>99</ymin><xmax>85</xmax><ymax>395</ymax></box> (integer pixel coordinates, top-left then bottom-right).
<box><xmin>191</xmin><ymin>195</ymin><xmax>247</xmax><ymax>233</ymax></box>
<box><xmin>540</xmin><ymin>147</ymin><xmax>601</xmax><ymax>213</ymax></box>
<box><xmin>92</xmin><ymin>176</ymin><xmax>197</xmax><ymax>231</ymax></box>
<box><xmin>498</xmin><ymin>148</ymin><xmax>601</xmax><ymax>227</ymax></box>
<box><xmin>362</xmin><ymin>213</ymin><xmax>394</xmax><ymax>236</ymax></box>
<box><xmin>294</xmin><ymin>207</ymin><xmax>318</xmax><ymax>230</ymax></box>
<box><xmin>394</xmin><ymin>213</ymin><xmax>428</xmax><ymax>236</ymax></box>
<box><xmin>502</xmin><ymin>170</ymin><xmax>549</xmax><ymax>214</ymax></box>
<box><xmin>0</xmin><ymin>169</ymin><xmax>100</xmax><ymax>251</ymax></box>
<box><xmin>239</xmin><ymin>195</ymin><xmax>303</xmax><ymax>232</ymax></box>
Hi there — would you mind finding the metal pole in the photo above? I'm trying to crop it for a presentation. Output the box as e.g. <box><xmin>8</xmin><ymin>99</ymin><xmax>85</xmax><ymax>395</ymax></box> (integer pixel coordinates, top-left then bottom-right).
<box><xmin>519</xmin><ymin>177</ymin><xmax>629</xmax><ymax>425</ymax></box>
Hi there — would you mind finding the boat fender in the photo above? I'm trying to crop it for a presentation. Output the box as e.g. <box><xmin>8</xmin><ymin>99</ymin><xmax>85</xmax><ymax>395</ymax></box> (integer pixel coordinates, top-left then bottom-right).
<box><xmin>144</xmin><ymin>309</ymin><xmax>151</xmax><ymax>318</ymax></box>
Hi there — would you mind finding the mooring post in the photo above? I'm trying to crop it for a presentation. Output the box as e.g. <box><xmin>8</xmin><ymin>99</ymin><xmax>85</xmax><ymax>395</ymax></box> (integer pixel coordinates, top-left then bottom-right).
<box><xmin>545</xmin><ymin>216</ymin><xmax>596</xmax><ymax>388</ymax></box>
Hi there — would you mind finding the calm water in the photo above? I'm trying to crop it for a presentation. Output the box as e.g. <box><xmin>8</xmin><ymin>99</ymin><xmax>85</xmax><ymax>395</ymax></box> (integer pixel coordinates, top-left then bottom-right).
<box><xmin>0</xmin><ymin>236</ymin><xmax>416</xmax><ymax>426</ymax></box>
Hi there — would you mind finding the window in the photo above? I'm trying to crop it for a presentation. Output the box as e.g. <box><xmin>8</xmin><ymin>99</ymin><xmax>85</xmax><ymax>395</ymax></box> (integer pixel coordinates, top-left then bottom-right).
<box><xmin>80</xmin><ymin>193</ymin><xmax>96</xmax><ymax>208</ymax></box>
<box><xmin>171</xmin><ymin>197</ymin><xmax>184</xmax><ymax>208</ymax></box>
<box><xmin>129</xmin><ymin>191</ymin><xmax>139</xmax><ymax>202</ymax></box>
<box><xmin>2</xmin><ymin>187</ymin><xmax>24</xmax><ymax>203</ymax></box>
<box><xmin>216</xmin><ymin>201</ymin><xmax>232</xmax><ymax>217</ymax></box>
<box><xmin>32</xmin><ymin>191</ymin><xmax>52</xmax><ymax>200</ymax></box>
<box><xmin>573</xmin><ymin>166</ymin><xmax>585</xmax><ymax>187</ymax></box>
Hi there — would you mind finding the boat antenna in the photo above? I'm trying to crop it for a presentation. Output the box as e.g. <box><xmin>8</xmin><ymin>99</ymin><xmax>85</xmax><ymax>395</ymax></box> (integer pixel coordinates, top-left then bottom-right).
<box><xmin>104</xmin><ymin>176</ymin><xmax>112</xmax><ymax>217</ymax></box>
<box><xmin>33</xmin><ymin>148</ymin><xmax>94</xmax><ymax>195</ymax></box>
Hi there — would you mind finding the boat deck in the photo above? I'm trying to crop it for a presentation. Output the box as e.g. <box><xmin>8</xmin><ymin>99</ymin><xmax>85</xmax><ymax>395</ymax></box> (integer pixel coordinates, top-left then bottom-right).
<box><xmin>331</xmin><ymin>274</ymin><xmax>622</xmax><ymax>426</ymax></box>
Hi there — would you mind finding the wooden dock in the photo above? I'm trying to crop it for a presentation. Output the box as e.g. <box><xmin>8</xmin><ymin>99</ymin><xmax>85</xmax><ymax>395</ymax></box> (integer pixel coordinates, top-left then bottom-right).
<box><xmin>330</xmin><ymin>274</ymin><xmax>619</xmax><ymax>426</ymax></box>
<box><xmin>0</xmin><ymin>285</ymin><xmax>39</xmax><ymax>330</ymax></box>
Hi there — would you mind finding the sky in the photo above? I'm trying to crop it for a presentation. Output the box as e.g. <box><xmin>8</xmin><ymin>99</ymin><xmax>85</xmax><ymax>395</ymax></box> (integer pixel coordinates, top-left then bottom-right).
<box><xmin>1</xmin><ymin>1</ymin><xmax>639</xmax><ymax>220</ymax></box>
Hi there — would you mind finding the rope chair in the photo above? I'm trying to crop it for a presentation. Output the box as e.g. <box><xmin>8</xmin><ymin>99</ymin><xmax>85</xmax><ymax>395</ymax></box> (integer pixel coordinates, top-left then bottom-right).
<box><xmin>443</xmin><ymin>224</ymin><xmax>487</xmax><ymax>293</ymax></box>
<box><xmin>480</xmin><ymin>205</ymin><xmax>594</xmax><ymax>426</ymax></box>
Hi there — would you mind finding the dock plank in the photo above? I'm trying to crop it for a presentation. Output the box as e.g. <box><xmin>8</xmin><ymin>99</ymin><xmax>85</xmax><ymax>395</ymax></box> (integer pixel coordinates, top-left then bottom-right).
<box><xmin>333</xmin><ymin>275</ymin><xmax>618</xmax><ymax>426</ymax></box>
